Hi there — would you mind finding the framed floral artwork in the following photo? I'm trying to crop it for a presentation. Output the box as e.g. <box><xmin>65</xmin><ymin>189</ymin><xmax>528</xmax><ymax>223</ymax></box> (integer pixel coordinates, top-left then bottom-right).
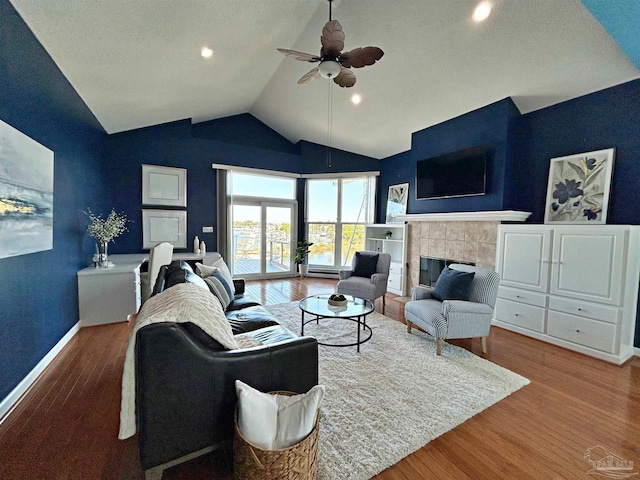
<box><xmin>544</xmin><ymin>148</ymin><xmax>615</xmax><ymax>224</ymax></box>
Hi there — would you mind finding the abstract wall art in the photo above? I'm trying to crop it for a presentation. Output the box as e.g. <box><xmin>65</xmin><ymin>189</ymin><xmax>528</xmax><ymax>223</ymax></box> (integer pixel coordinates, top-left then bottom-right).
<box><xmin>544</xmin><ymin>148</ymin><xmax>615</xmax><ymax>224</ymax></box>
<box><xmin>0</xmin><ymin>119</ymin><xmax>54</xmax><ymax>259</ymax></box>
<box><xmin>386</xmin><ymin>183</ymin><xmax>409</xmax><ymax>223</ymax></box>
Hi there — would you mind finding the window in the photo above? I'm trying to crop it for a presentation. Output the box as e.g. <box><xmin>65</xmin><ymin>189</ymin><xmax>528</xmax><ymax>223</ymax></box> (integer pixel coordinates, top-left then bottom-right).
<box><xmin>306</xmin><ymin>176</ymin><xmax>376</xmax><ymax>268</ymax></box>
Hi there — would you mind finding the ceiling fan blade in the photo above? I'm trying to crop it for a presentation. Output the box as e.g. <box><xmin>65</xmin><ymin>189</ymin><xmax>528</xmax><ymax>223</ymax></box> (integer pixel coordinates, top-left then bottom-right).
<box><xmin>277</xmin><ymin>48</ymin><xmax>321</xmax><ymax>62</ymax></box>
<box><xmin>333</xmin><ymin>68</ymin><xmax>356</xmax><ymax>88</ymax></box>
<box><xmin>339</xmin><ymin>46</ymin><xmax>384</xmax><ymax>68</ymax></box>
<box><xmin>298</xmin><ymin>67</ymin><xmax>321</xmax><ymax>84</ymax></box>
<box><xmin>321</xmin><ymin>20</ymin><xmax>345</xmax><ymax>57</ymax></box>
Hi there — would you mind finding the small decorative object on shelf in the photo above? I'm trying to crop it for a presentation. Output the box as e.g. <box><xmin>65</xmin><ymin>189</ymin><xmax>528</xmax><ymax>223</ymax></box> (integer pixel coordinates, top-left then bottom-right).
<box><xmin>85</xmin><ymin>208</ymin><xmax>129</xmax><ymax>268</ymax></box>
<box><xmin>193</xmin><ymin>235</ymin><xmax>200</xmax><ymax>254</ymax></box>
<box><xmin>200</xmin><ymin>240</ymin><xmax>206</xmax><ymax>255</ymax></box>
<box><xmin>385</xmin><ymin>230</ymin><xmax>393</xmax><ymax>239</ymax></box>
<box><xmin>328</xmin><ymin>293</ymin><xmax>348</xmax><ymax>306</ymax></box>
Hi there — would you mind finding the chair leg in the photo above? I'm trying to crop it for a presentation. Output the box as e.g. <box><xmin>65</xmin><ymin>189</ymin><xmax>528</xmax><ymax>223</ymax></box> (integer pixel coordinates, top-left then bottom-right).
<box><xmin>406</xmin><ymin>320</ymin><xmax>412</xmax><ymax>333</ymax></box>
<box><xmin>382</xmin><ymin>294</ymin><xmax>385</xmax><ymax>315</ymax></box>
<box><xmin>481</xmin><ymin>336</ymin><xmax>488</xmax><ymax>354</ymax></box>
<box><xmin>436</xmin><ymin>338</ymin><xmax>443</xmax><ymax>356</ymax></box>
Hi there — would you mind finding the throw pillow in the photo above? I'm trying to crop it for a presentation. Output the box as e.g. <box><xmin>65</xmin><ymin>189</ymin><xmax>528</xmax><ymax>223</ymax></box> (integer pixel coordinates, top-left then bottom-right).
<box><xmin>273</xmin><ymin>385</ymin><xmax>325</xmax><ymax>449</ymax></box>
<box><xmin>204</xmin><ymin>272</ymin><xmax>233</xmax><ymax>310</ymax></box>
<box><xmin>235</xmin><ymin>381</ymin><xmax>325</xmax><ymax>451</ymax></box>
<box><xmin>235</xmin><ymin>380</ymin><xmax>278</xmax><ymax>450</ymax></box>
<box><xmin>352</xmin><ymin>252</ymin><xmax>379</xmax><ymax>278</ymax></box>
<box><xmin>431</xmin><ymin>267</ymin><xmax>475</xmax><ymax>301</ymax></box>
<box><xmin>197</xmin><ymin>258</ymin><xmax>236</xmax><ymax>294</ymax></box>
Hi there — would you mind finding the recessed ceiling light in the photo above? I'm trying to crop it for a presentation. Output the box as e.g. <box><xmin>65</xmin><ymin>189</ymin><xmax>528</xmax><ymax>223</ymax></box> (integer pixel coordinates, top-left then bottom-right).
<box><xmin>472</xmin><ymin>1</ymin><xmax>492</xmax><ymax>22</ymax></box>
<box><xmin>201</xmin><ymin>47</ymin><xmax>213</xmax><ymax>58</ymax></box>
<box><xmin>351</xmin><ymin>94</ymin><xmax>362</xmax><ymax>105</ymax></box>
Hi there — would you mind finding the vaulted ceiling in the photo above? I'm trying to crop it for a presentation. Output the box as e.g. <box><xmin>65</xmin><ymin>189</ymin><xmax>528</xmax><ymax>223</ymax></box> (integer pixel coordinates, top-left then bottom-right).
<box><xmin>10</xmin><ymin>0</ymin><xmax>639</xmax><ymax>159</ymax></box>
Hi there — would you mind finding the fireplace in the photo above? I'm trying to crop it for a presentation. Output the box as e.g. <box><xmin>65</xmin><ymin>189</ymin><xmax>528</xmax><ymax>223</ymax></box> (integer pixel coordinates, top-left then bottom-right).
<box><xmin>419</xmin><ymin>256</ymin><xmax>475</xmax><ymax>287</ymax></box>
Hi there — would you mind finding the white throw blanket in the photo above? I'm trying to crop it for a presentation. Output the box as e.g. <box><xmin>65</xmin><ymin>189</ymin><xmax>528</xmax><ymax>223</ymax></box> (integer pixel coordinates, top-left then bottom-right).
<box><xmin>118</xmin><ymin>282</ymin><xmax>238</xmax><ymax>439</ymax></box>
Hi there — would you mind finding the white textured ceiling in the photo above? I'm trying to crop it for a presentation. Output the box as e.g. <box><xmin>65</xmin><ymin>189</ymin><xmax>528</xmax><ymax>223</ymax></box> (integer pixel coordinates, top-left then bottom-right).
<box><xmin>10</xmin><ymin>0</ymin><xmax>639</xmax><ymax>159</ymax></box>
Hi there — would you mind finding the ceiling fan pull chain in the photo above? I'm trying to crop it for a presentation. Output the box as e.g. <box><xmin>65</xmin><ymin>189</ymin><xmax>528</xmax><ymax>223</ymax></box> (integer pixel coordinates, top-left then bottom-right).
<box><xmin>327</xmin><ymin>80</ymin><xmax>333</xmax><ymax>168</ymax></box>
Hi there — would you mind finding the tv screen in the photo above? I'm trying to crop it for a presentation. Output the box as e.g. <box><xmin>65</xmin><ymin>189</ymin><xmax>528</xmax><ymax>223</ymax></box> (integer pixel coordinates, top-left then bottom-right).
<box><xmin>416</xmin><ymin>145</ymin><xmax>487</xmax><ymax>200</ymax></box>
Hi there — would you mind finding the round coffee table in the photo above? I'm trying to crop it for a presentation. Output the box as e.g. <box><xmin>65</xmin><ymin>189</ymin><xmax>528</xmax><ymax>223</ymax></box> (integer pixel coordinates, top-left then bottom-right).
<box><xmin>298</xmin><ymin>294</ymin><xmax>374</xmax><ymax>352</ymax></box>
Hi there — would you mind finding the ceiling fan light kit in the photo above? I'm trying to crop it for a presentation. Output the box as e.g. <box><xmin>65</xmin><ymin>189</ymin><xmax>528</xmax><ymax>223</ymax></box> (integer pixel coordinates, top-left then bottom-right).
<box><xmin>277</xmin><ymin>0</ymin><xmax>383</xmax><ymax>88</ymax></box>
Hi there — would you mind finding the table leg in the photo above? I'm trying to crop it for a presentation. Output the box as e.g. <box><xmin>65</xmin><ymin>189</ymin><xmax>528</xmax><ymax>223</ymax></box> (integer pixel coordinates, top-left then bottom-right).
<box><xmin>301</xmin><ymin>310</ymin><xmax>304</xmax><ymax>336</ymax></box>
<box><xmin>357</xmin><ymin>315</ymin><xmax>361</xmax><ymax>353</ymax></box>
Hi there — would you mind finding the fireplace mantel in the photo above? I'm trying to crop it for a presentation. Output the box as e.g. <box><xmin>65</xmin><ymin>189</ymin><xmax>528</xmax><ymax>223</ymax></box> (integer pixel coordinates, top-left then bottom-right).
<box><xmin>395</xmin><ymin>210</ymin><xmax>531</xmax><ymax>223</ymax></box>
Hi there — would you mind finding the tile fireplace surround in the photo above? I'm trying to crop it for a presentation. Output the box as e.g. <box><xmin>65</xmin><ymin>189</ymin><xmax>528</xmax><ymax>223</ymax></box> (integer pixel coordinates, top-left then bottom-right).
<box><xmin>398</xmin><ymin>211</ymin><xmax>531</xmax><ymax>292</ymax></box>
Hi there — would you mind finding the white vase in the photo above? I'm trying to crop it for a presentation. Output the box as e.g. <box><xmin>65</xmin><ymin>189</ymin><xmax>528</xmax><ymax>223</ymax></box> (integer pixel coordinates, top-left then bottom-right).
<box><xmin>298</xmin><ymin>264</ymin><xmax>309</xmax><ymax>277</ymax></box>
<box><xmin>200</xmin><ymin>240</ymin><xmax>206</xmax><ymax>256</ymax></box>
<box><xmin>193</xmin><ymin>236</ymin><xmax>200</xmax><ymax>254</ymax></box>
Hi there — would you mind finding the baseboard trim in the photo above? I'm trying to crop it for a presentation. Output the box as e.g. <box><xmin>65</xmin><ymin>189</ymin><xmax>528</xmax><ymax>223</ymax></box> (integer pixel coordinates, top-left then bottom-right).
<box><xmin>0</xmin><ymin>321</ymin><xmax>80</xmax><ymax>424</ymax></box>
<box><xmin>635</xmin><ymin>347</ymin><xmax>640</xmax><ymax>357</ymax></box>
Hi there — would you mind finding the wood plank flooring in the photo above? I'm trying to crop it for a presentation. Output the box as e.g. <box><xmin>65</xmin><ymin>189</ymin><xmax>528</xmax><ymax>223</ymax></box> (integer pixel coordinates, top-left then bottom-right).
<box><xmin>1</xmin><ymin>277</ymin><xmax>639</xmax><ymax>479</ymax></box>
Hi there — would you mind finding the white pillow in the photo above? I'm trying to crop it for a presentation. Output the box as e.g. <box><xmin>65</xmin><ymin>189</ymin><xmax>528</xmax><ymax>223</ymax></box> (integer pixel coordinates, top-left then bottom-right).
<box><xmin>198</xmin><ymin>257</ymin><xmax>235</xmax><ymax>294</ymax></box>
<box><xmin>235</xmin><ymin>381</ymin><xmax>325</xmax><ymax>450</ymax></box>
<box><xmin>235</xmin><ymin>380</ymin><xmax>278</xmax><ymax>450</ymax></box>
<box><xmin>273</xmin><ymin>385</ymin><xmax>325</xmax><ymax>449</ymax></box>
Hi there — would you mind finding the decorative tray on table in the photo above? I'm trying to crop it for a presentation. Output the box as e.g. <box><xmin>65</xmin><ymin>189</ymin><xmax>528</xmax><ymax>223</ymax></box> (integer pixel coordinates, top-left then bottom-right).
<box><xmin>327</xmin><ymin>294</ymin><xmax>348</xmax><ymax>307</ymax></box>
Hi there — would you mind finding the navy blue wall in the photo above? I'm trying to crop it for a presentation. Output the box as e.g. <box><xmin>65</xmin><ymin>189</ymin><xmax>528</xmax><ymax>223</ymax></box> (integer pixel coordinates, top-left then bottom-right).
<box><xmin>378</xmin><ymin>98</ymin><xmax>520</xmax><ymax>222</ymax></box>
<box><xmin>106</xmin><ymin>119</ymin><xmax>379</xmax><ymax>253</ymax></box>
<box><xmin>510</xmin><ymin>79</ymin><xmax>640</xmax><ymax>224</ymax></box>
<box><xmin>0</xmin><ymin>0</ymin><xmax>110</xmax><ymax>401</ymax></box>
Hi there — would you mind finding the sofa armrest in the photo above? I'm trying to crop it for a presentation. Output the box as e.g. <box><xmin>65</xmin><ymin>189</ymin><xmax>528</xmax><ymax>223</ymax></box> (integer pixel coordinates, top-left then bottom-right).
<box><xmin>441</xmin><ymin>300</ymin><xmax>493</xmax><ymax>315</ymax></box>
<box><xmin>411</xmin><ymin>285</ymin><xmax>434</xmax><ymax>300</ymax></box>
<box><xmin>233</xmin><ymin>278</ymin><xmax>246</xmax><ymax>295</ymax></box>
<box><xmin>338</xmin><ymin>269</ymin><xmax>352</xmax><ymax>280</ymax></box>
<box><xmin>135</xmin><ymin>323</ymin><xmax>318</xmax><ymax>470</ymax></box>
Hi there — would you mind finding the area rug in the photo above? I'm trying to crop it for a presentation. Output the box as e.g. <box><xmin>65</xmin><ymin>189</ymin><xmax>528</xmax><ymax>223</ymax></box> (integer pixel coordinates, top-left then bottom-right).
<box><xmin>264</xmin><ymin>302</ymin><xmax>530</xmax><ymax>480</ymax></box>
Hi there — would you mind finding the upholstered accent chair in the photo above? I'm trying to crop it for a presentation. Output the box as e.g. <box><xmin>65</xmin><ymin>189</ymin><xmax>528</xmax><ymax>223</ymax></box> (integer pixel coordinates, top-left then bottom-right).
<box><xmin>337</xmin><ymin>251</ymin><xmax>391</xmax><ymax>313</ymax></box>
<box><xmin>405</xmin><ymin>264</ymin><xmax>500</xmax><ymax>355</ymax></box>
<box><xmin>140</xmin><ymin>242</ymin><xmax>174</xmax><ymax>304</ymax></box>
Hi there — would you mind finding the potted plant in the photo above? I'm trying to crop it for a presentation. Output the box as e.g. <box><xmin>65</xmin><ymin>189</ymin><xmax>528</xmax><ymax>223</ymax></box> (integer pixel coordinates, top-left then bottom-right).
<box><xmin>86</xmin><ymin>208</ymin><xmax>130</xmax><ymax>268</ymax></box>
<box><xmin>294</xmin><ymin>240</ymin><xmax>314</xmax><ymax>277</ymax></box>
<box><xmin>385</xmin><ymin>230</ymin><xmax>393</xmax><ymax>240</ymax></box>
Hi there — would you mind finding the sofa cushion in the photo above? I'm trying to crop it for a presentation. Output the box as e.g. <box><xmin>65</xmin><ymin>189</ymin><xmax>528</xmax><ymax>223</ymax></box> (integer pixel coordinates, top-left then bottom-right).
<box><xmin>353</xmin><ymin>252</ymin><xmax>379</xmax><ymax>278</ymax></box>
<box><xmin>225</xmin><ymin>306</ymin><xmax>280</xmax><ymax>335</ymax></box>
<box><xmin>432</xmin><ymin>267</ymin><xmax>475</xmax><ymax>301</ymax></box>
<box><xmin>226</xmin><ymin>295</ymin><xmax>261</xmax><ymax>312</ymax></box>
<box><xmin>164</xmin><ymin>260</ymin><xmax>209</xmax><ymax>291</ymax></box>
<box><xmin>197</xmin><ymin>258</ymin><xmax>236</xmax><ymax>294</ymax></box>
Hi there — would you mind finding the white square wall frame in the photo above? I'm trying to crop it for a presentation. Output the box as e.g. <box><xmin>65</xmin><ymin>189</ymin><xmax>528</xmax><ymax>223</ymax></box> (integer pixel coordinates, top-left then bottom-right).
<box><xmin>142</xmin><ymin>164</ymin><xmax>187</xmax><ymax>207</ymax></box>
<box><xmin>142</xmin><ymin>209</ymin><xmax>187</xmax><ymax>249</ymax></box>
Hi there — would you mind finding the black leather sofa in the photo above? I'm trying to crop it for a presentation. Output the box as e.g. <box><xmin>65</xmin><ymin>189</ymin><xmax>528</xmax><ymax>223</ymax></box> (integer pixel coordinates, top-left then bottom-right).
<box><xmin>135</xmin><ymin>261</ymin><xmax>319</xmax><ymax>474</ymax></box>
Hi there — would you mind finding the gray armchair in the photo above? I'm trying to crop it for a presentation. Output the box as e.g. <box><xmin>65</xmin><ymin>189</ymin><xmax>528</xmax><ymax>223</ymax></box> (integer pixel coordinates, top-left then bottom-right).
<box><xmin>337</xmin><ymin>251</ymin><xmax>391</xmax><ymax>313</ymax></box>
<box><xmin>405</xmin><ymin>264</ymin><xmax>500</xmax><ymax>355</ymax></box>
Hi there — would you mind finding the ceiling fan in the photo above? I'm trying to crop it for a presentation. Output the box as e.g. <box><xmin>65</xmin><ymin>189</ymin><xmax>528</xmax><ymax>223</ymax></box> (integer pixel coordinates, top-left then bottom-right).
<box><xmin>277</xmin><ymin>0</ymin><xmax>384</xmax><ymax>88</ymax></box>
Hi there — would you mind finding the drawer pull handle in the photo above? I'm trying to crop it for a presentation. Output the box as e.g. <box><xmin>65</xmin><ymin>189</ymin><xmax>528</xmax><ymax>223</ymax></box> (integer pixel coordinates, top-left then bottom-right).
<box><xmin>577</xmin><ymin>307</ymin><xmax>582</xmax><ymax>311</ymax></box>
<box><xmin>514</xmin><ymin>313</ymin><xmax>519</xmax><ymax>317</ymax></box>
<box><xmin>515</xmin><ymin>295</ymin><xmax>520</xmax><ymax>298</ymax></box>
<box><xmin>576</xmin><ymin>329</ymin><xmax>580</xmax><ymax>333</ymax></box>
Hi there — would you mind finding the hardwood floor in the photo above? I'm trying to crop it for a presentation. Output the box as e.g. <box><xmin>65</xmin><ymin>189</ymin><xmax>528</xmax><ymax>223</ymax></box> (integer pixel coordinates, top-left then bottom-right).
<box><xmin>1</xmin><ymin>277</ymin><xmax>639</xmax><ymax>479</ymax></box>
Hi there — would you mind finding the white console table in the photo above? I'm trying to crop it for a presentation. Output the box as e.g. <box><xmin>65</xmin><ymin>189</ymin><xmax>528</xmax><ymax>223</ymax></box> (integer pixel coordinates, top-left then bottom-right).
<box><xmin>77</xmin><ymin>252</ymin><xmax>219</xmax><ymax>327</ymax></box>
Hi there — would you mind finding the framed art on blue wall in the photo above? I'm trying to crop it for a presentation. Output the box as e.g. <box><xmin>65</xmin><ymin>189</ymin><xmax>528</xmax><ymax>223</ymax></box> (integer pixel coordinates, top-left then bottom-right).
<box><xmin>543</xmin><ymin>148</ymin><xmax>615</xmax><ymax>225</ymax></box>
<box><xmin>142</xmin><ymin>164</ymin><xmax>187</xmax><ymax>207</ymax></box>
<box><xmin>386</xmin><ymin>183</ymin><xmax>409</xmax><ymax>223</ymax></box>
<box><xmin>142</xmin><ymin>209</ymin><xmax>187</xmax><ymax>249</ymax></box>
<box><xmin>0</xmin><ymin>118</ymin><xmax>54</xmax><ymax>259</ymax></box>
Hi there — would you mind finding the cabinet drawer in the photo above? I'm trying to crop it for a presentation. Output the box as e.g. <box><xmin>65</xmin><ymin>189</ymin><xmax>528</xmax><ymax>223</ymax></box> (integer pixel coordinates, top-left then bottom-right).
<box><xmin>388</xmin><ymin>273</ymin><xmax>402</xmax><ymax>291</ymax></box>
<box><xmin>548</xmin><ymin>297</ymin><xmax>619</xmax><ymax>325</ymax></box>
<box><xmin>389</xmin><ymin>262</ymin><xmax>403</xmax><ymax>275</ymax></box>
<box><xmin>547</xmin><ymin>311</ymin><xmax>616</xmax><ymax>353</ymax></box>
<box><xmin>494</xmin><ymin>298</ymin><xmax>545</xmax><ymax>333</ymax></box>
<box><xmin>498</xmin><ymin>286</ymin><xmax>547</xmax><ymax>308</ymax></box>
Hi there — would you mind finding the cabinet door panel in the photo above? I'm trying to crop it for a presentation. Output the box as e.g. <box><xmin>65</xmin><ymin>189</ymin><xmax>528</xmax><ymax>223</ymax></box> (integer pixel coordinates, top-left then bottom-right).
<box><xmin>497</xmin><ymin>227</ymin><xmax>551</xmax><ymax>293</ymax></box>
<box><xmin>550</xmin><ymin>227</ymin><xmax>625</xmax><ymax>305</ymax></box>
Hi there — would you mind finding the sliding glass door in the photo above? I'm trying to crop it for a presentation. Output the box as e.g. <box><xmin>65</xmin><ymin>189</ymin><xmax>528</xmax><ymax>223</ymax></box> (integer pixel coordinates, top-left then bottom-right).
<box><xmin>231</xmin><ymin>201</ymin><xmax>296</xmax><ymax>278</ymax></box>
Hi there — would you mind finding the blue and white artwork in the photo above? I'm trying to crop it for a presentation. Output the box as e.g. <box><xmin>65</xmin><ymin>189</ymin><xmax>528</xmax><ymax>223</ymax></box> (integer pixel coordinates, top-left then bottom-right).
<box><xmin>0</xmin><ymin>119</ymin><xmax>54</xmax><ymax>259</ymax></box>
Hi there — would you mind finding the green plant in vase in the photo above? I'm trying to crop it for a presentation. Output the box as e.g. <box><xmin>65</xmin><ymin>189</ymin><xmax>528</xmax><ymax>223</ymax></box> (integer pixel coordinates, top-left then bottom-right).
<box><xmin>85</xmin><ymin>208</ymin><xmax>130</xmax><ymax>268</ymax></box>
<box><xmin>294</xmin><ymin>240</ymin><xmax>314</xmax><ymax>277</ymax></box>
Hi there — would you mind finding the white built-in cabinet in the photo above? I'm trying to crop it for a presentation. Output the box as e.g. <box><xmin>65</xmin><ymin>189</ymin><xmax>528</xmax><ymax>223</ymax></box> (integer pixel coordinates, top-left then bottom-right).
<box><xmin>365</xmin><ymin>223</ymin><xmax>408</xmax><ymax>296</ymax></box>
<box><xmin>494</xmin><ymin>225</ymin><xmax>640</xmax><ymax>364</ymax></box>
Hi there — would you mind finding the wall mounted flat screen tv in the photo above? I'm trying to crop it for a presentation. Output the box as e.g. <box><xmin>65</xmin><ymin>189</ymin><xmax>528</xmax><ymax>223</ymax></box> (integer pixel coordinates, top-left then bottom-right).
<box><xmin>416</xmin><ymin>145</ymin><xmax>487</xmax><ymax>200</ymax></box>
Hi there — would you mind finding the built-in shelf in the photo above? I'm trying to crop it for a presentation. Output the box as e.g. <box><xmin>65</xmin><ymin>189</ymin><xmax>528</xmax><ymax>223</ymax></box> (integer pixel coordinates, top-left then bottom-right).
<box><xmin>395</xmin><ymin>210</ymin><xmax>531</xmax><ymax>222</ymax></box>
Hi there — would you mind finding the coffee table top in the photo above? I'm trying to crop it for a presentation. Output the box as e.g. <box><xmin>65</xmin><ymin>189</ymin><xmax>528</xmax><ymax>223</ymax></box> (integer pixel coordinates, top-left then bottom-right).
<box><xmin>299</xmin><ymin>294</ymin><xmax>374</xmax><ymax>318</ymax></box>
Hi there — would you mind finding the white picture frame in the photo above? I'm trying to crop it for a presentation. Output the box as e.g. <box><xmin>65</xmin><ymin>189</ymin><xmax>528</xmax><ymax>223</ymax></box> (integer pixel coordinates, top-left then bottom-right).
<box><xmin>544</xmin><ymin>148</ymin><xmax>615</xmax><ymax>225</ymax></box>
<box><xmin>142</xmin><ymin>209</ymin><xmax>187</xmax><ymax>249</ymax></box>
<box><xmin>386</xmin><ymin>183</ymin><xmax>409</xmax><ymax>223</ymax></box>
<box><xmin>142</xmin><ymin>164</ymin><xmax>187</xmax><ymax>207</ymax></box>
